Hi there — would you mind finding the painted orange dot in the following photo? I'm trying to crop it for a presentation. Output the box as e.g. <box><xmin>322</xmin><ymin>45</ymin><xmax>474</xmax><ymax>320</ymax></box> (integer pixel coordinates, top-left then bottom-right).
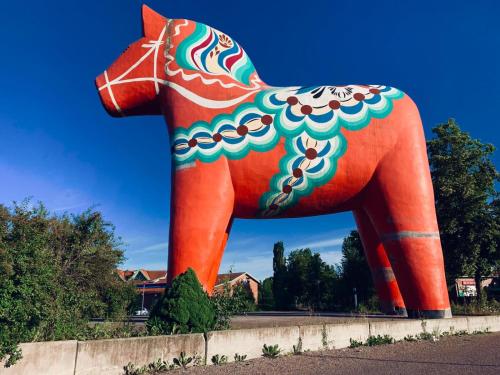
<box><xmin>283</xmin><ymin>185</ymin><xmax>292</xmax><ymax>194</ymax></box>
<box><xmin>287</xmin><ymin>96</ymin><xmax>299</xmax><ymax>105</ymax></box>
<box><xmin>369</xmin><ymin>88</ymin><xmax>381</xmax><ymax>95</ymax></box>
<box><xmin>212</xmin><ymin>133</ymin><xmax>222</xmax><ymax>142</ymax></box>
<box><xmin>188</xmin><ymin>139</ymin><xmax>197</xmax><ymax>147</ymax></box>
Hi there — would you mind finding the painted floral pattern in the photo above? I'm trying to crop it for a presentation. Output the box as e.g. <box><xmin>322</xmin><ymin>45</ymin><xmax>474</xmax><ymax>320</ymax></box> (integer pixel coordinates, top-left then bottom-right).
<box><xmin>175</xmin><ymin>22</ymin><xmax>256</xmax><ymax>85</ymax></box>
<box><xmin>172</xmin><ymin>84</ymin><xmax>404</xmax><ymax>215</ymax></box>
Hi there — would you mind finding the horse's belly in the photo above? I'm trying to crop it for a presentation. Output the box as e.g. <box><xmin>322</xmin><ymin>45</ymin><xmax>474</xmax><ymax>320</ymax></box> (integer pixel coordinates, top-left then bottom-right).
<box><xmin>230</xmin><ymin>128</ymin><xmax>385</xmax><ymax>218</ymax></box>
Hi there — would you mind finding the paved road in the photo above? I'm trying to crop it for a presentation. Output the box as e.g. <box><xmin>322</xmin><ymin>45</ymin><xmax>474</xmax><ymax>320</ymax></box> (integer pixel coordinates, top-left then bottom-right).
<box><xmin>174</xmin><ymin>332</ymin><xmax>500</xmax><ymax>375</ymax></box>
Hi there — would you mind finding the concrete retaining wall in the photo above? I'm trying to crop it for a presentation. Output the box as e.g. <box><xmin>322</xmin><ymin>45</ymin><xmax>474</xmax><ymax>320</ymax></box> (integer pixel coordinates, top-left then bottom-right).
<box><xmin>74</xmin><ymin>334</ymin><xmax>205</xmax><ymax>375</ymax></box>
<box><xmin>0</xmin><ymin>340</ymin><xmax>77</xmax><ymax>375</ymax></box>
<box><xmin>2</xmin><ymin>315</ymin><xmax>500</xmax><ymax>375</ymax></box>
<box><xmin>206</xmin><ymin>326</ymin><xmax>299</xmax><ymax>363</ymax></box>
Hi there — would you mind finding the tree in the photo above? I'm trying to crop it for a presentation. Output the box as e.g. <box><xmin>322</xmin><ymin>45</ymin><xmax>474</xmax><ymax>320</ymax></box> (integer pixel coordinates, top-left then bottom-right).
<box><xmin>337</xmin><ymin>230</ymin><xmax>375</xmax><ymax>308</ymax></box>
<box><xmin>272</xmin><ymin>244</ymin><xmax>338</xmax><ymax>311</ymax></box>
<box><xmin>427</xmin><ymin>119</ymin><xmax>499</xmax><ymax>299</ymax></box>
<box><xmin>258</xmin><ymin>277</ymin><xmax>274</xmax><ymax>310</ymax></box>
<box><xmin>0</xmin><ymin>202</ymin><xmax>135</xmax><ymax>367</ymax></box>
<box><xmin>272</xmin><ymin>241</ymin><xmax>290</xmax><ymax>309</ymax></box>
<box><xmin>149</xmin><ymin>268</ymin><xmax>215</xmax><ymax>334</ymax></box>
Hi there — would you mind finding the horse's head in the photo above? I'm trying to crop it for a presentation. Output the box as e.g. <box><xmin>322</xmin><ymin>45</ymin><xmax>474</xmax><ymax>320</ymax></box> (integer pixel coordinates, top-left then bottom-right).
<box><xmin>96</xmin><ymin>5</ymin><xmax>262</xmax><ymax>119</ymax></box>
<box><xmin>96</xmin><ymin>5</ymin><xmax>167</xmax><ymax>117</ymax></box>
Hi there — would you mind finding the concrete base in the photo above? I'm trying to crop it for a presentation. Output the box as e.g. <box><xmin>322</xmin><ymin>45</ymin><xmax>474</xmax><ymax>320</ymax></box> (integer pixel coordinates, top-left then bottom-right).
<box><xmin>2</xmin><ymin>315</ymin><xmax>500</xmax><ymax>375</ymax></box>
<box><xmin>0</xmin><ymin>340</ymin><xmax>77</xmax><ymax>375</ymax></box>
<box><xmin>407</xmin><ymin>308</ymin><xmax>452</xmax><ymax>319</ymax></box>
<box><xmin>74</xmin><ymin>334</ymin><xmax>205</xmax><ymax>375</ymax></box>
<box><xmin>206</xmin><ymin>326</ymin><xmax>299</xmax><ymax>363</ymax></box>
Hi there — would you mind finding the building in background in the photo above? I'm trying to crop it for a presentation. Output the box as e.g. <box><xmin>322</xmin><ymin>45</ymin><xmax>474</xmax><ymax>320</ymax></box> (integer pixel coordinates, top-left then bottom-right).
<box><xmin>455</xmin><ymin>276</ymin><xmax>499</xmax><ymax>298</ymax></box>
<box><xmin>117</xmin><ymin>269</ymin><xmax>259</xmax><ymax>311</ymax></box>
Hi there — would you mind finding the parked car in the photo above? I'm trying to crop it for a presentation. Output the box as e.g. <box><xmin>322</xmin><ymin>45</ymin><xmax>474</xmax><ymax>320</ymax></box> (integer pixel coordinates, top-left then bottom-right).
<box><xmin>134</xmin><ymin>308</ymin><xmax>149</xmax><ymax>316</ymax></box>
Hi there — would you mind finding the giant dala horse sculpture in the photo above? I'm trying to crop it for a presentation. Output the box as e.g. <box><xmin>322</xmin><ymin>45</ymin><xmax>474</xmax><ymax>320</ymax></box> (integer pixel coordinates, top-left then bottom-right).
<box><xmin>96</xmin><ymin>5</ymin><xmax>451</xmax><ymax>318</ymax></box>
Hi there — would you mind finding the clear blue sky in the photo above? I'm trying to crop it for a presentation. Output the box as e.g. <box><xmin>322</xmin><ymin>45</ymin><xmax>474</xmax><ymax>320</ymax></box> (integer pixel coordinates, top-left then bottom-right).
<box><xmin>0</xmin><ymin>0</ymin><xmax>498</xmax><ymax>280</ymax></box>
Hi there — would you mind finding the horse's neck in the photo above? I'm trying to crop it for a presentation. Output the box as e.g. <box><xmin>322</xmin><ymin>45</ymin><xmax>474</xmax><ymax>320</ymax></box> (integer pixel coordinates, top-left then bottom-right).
<box><xmin>163</xmin><ymin>78</ymin><xmax>266</xmax><ymax>128</ymax></box>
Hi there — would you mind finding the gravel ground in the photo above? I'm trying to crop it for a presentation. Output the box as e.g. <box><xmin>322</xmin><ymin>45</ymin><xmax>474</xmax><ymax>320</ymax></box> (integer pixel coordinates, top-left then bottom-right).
<box><xmin>168</xmin><ymin>332</ymin><xmax>500</xmax><ymax>375</ymax></box>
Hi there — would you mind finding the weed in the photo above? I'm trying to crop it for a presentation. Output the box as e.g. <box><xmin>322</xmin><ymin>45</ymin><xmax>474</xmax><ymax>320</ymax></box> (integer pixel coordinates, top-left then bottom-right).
<box><xmin>366</xmin><ymin>335</ymin><xmax>395</xmax><ymax>346</ymax></box>
<box><xmin>349</xmin><ymin>338</ymin><xmax>364</xmax><ymax>348</ymax></box>
<box><xmin>234</xmin><ymin>353</ymin><xmax>247</xmax><ymax>362</ymax></box>
<box><xmin>124</xmin><ymin>362</ymin><xmax>147</xmax><ymax>375</ymax></box>
<box><xmin>262</xmin><ymin>344</ymin><xmax>281</xmax><ymax>358</ymax></box>
<box><xmin>472</xmin><ymin>328</ymin><xmax>490</xmax><ymax>335</ymax></box>
<box><xmin>147</xmin><ymin>358</ymin><xmax>172</xmax><ymax>373</ymax></box>
<box><xmin>404</xmin><ymin>335</ymin><xmax>417</xmax><ymax>342</ymax></box>
<box><xmin>321</xmin><ymin>326</ymin><xmax>328</xmax><ymax>349</ymax></box>
<box><xmin>418</xmin><ymin>331</ymin><xmax>434</xmax><ymax>341</ymax></box>
<box><xmin>173</xmin><ymin>351</ymin><xmax>193</xmax><ymax>369</ymax></box>
<box><xmin>211</xmin><ymin>354</ymin><xmax>228</xmax><ymax>365</ymax></box>
<box><xmin>123</xmin><ymin>359</ymin><xmax>172</xmax><ymax>375</ymax></box>
<box><xmin>292</xmin><ymin>337</ymin><xmax>303</xmax><ymax>355</ymax></box>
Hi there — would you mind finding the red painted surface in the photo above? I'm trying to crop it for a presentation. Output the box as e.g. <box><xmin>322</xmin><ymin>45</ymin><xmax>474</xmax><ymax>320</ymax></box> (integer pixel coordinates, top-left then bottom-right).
<box><xmin>96</xmin><ymin>6</ymin><xmax>451</xmax><ymax>317</ymax></box>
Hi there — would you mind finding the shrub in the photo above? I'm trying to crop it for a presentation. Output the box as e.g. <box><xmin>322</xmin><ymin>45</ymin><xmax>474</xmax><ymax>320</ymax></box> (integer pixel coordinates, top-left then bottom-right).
<box><xmin>0</xmin><ymin>203</ymin><xmax>135</xmax><ymax>367</ymax></box>
<box><xmin>148</xmin><ymin>269</ymin><xmax>216</xmax><ymax>334</ymax></box>
<box><xmin>210</xmin><ymin>281</ymin><xmax>256</xmax><ymax>330</ymax></box>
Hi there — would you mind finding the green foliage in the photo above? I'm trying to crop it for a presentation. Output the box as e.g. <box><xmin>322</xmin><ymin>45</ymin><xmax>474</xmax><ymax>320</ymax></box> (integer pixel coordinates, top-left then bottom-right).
<box><xmin>262</xmin><ymin>344</ymin><xmax>281</xmax><ymax>358</ymax></box>
<box><xmin>124</xmin><ymin>358</ymin><xmax>175</xmax><ymax>375</ymax></box>
<box><xmin>349</xmin><ymin>338</ymin><xmax>364</xmax><ymax>348</ymax></box>
<box><xmin>148</xmin><ymin>269</ymin><xmax>216</xmax><ymax>334</ymax></box>
<box><xmin>233</xmin><ymin>353</ymin><xmax>247</xmax><ymax>362</ymax></box>
<box><xmin>0</xmin><ymin>202</ymin><xmax>135</xmax><ymax>367</ymax></box>
<box><xmin>210</xmin><ymin>354</ymin><xmax>228</xmax><ymax>365</ymax></box>
<box><xmin>272</xmin><ymin>241</ymin><xmax>290</xmax><ymax>309</ymax></box>
<box><xmin>451</xmin><ymin>299</ymin><xmax>500</xmax><ymax>315</ymax></box>
<box><xmin>427</xmin><ymin>119</ymin><xmax>499</xmax><ymax>299</ymax></box>
<box><xmin>292</xmin><ymin>337</ymin><xmax>303</xmax><ymax>355</ymax></box>
<box><xmin>366</xmin><ymin>335</ymin><xmax>395</xmax><ymax>346</ymax></box>
<box><xmin>211</xmin><ymin>281</ymin><xmax>256</xmax><ymax>330</ymax></box>
<box><xmin>172</xmin><ymin>351</ymin><xmax>193</xmax><ymax>369</ymax></box>
<box><xmin>258</xmin><ymin>277</ymin><xmax>274</xmax><ymax>310</ymax></box>
<box><xmin>271</xmin><ymin>243</ymin><xmax>338</xmax><ymax>311</ymax></box>
<box><xmin>336</xmin><ymin>230</ymin><xmax>376</xmax><ymax>310</ymax></box>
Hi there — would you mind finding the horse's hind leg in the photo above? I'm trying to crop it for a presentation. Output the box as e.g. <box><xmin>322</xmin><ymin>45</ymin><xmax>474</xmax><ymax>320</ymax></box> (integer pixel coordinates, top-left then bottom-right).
<box><xmin>353</xmin><ymin>209</ymin><xmax>406</xmax><ymax>315</ymax></box>
<box><xmin>362</xmin><ymin>103</ymin><xmax>451</xmax><ymax>318</ymax></box>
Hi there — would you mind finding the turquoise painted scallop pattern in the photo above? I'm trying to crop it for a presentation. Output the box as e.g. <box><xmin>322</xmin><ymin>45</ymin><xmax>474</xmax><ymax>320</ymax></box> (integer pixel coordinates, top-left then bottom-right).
<box><xmin>172</xmin><ymin>85</ymin><xmax>404</xmax><ymax>215</ymax></box>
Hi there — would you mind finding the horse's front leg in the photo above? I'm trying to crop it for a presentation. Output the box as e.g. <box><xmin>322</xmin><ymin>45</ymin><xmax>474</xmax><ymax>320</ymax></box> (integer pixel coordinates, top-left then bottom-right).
<box><xmin>167</xmin><ymin>159</ymin><xmax>234</xmax><ymax>293</ymax></box>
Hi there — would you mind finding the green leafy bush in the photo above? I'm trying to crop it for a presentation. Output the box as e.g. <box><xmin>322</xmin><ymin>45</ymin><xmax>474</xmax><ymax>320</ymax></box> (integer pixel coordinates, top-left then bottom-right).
<box><xmin>211</xmin><ymin>281</ymin><xmax>256</xmax><ymax>330</ymax></box>
<box><xmin>148</xmin><ymin>269</ymin><xmax>216</xmax><ymax>334</ymax></box>
<box><xmin>0</xmin><ymin>202</ymin><xmax>135</xmax><ymax>367</ymax></box>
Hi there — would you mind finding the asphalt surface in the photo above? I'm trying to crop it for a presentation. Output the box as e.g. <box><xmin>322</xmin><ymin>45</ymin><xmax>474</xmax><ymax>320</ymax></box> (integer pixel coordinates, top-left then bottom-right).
<box><xmin>171</xmin><ymin>332</ymin><xmax>500</xmax><ymax>375</ymax></box>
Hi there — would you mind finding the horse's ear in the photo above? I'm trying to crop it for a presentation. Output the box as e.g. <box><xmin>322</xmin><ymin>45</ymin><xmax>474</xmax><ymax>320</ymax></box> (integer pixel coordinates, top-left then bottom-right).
<box><xmin>142</xmin><ymin>4</ymin><xmax>166</xmax><ymax>38</ymax></box>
